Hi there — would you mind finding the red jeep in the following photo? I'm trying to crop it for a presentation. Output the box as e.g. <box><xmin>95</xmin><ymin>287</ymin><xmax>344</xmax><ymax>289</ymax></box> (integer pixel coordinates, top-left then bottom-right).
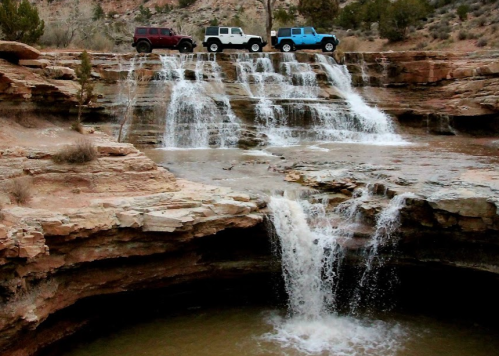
<box><xmin>132</xmin><ymin>27</ymin><xmax>197</xmax><ymax>53</ymax></box>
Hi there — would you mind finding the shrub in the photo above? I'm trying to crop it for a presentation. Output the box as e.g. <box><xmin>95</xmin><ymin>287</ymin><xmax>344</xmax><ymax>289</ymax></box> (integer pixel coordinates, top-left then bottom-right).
<box><xmin>339</xmin><ymin>37</ymin><xmax>360</xmax><ymax>51</ymax></box>
<box><xmin>0</xmin><ymin>0</ymin><xmax>45</xmax><ymax>44</ymax></box>
<box><xmin>298</xmin><ymin>0</ymin><xmax>340</xmax><ymax>29</ymax></box>
<box><xmin>379</xmin><ymin>0</ymin><xmax>431</xmax><ymax>42</ymax></box>
<box><xmin>9</xmin><ymin>178</ymin><xmax>32</xmax><ymax>205</ymax></box>
<box><xmin>93</xmin><ymin>3</ymin><xmax>105</xmax><ymax>20</ymax></box>
<box><xmin>477</xmin><ymin>37</ymin><xmax>488</xmax><ymax>47</ymax></box>
<box><xmin>458</xmin><ymin>30</ymin><xmax>468</xmax><ymax>40</ymax></box>
<box><xmin>456</xmin><ymin>4</ymin><xmax>469</xmax><ymax>20</ymax></box>
<box><xmin>178</xmin><ymin>0</ymin><xmax>197</xmax><ymax>8</ymax></box>
<box><xmin>477</xmin><ymin>16</ymin><xmax>487</xmax><ymax>26</ymax></box>
<box><xmin>336</xmin><ymin>2</ymin><xmax>365</xmax><ymax>30</ymax></box>
<box><xmin>52</xmin><ymin>139</ymin><xmax>98</xmax><ymax>164</ymax></box>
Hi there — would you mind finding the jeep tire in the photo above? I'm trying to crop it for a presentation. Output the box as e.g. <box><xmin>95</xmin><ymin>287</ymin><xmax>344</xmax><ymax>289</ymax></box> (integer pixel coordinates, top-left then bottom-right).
<box><xmin>322</xmin><ymin>40</ymin><xmax>336</xmax><ymax>52</ymax></box>
<box><xmin>178</xmin><ymin>41</ymin><xmax>193</xmax><ymax>53</ymax></box>
<box><xmin>280</xmin><ymin>41</ymin><xmax>294</xmax><ymax>53</ymax></box>
<box><xmin>248</xmin><ymin>42</ymin><xmax>262</xmax><ymax>52</ymax></box>
<box><xmin>207</xmin><ymin>41</ymin><xmax>222</xmax><ymax>53</ymax></box>
<box><xmin>136</xmin><ymin>41</ymin><xmax>152</xmax><ymax>53</ymax></box>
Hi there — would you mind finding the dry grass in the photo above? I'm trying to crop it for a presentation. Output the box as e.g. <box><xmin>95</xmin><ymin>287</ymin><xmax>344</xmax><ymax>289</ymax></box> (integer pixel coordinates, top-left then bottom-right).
<box><xmin>52</xmin><ymin>139</ymin><xmax>98</xmax><ymax>164</ymax></box>
<box><xmin>9</xmin><ymin>178</ymin><xmax>32</xmax><ymax>205</ymax></box>
<box><xmin>339</xmin><ymin>37</ymin><xmax>361</xmax><ymax>52</ymax></box>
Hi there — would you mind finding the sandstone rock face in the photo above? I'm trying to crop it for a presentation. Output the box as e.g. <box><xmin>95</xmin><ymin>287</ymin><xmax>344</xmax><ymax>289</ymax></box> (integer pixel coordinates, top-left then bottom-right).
<box><xmin>1</xmin><ymin>50</ymin><xmax>498</xmax><ymax>146</ymax></box>
<box><xmin>344</xmin><ymin>51</ymin><xmax>499</xmax><ymax>132</ymax></box>
<box><xmin>0</xmin><ymin>41</ymin><xmax>41</xmax><ymax>61</ymax></box>
<box><xmin>0</xmin><ymin>128</ymin><xmax>267</xmax><ymax>356</ymax></box>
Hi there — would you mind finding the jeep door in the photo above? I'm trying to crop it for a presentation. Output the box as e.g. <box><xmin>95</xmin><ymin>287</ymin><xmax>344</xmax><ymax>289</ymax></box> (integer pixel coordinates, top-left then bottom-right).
<box><xmin>230</xmin><ymin>27</ymin><xmax>245</xmax><ymax>45</ymax></box>
<box><xmin>160</xmin><ymin>28</ymin><xmax>176</xmax><ymax>47</ymax></box>
<box><xmin>302</xmin><ymin>27</ymin><xmax>317</xmax><ymax>46</ymax></box>
<box><xmin>148</xmin><ymin>28</ymin><xmax>161</xmax><ymax>47</ymax></box>
<box><xmin>291</xmin><ymin>28</ymin><xmax>303</xmax><ymax>45</ymax></box>
<box><xmin>219</xmin><ymin>27</ymin><xmax>230</xmax><ymax>44</ymax></box>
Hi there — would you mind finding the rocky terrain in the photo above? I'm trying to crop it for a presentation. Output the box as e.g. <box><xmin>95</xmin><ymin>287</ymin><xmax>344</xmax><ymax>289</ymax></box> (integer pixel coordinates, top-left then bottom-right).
<box><xmin>0</xmin><ymin>41</ymin><xmax>499</xmax><ymax>355</ymax></box>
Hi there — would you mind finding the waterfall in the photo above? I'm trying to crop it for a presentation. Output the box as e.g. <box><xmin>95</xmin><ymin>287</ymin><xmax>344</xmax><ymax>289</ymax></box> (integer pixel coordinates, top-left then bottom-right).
<box><xmin>265</xmin><ymin>191</ymin><xmax>412</xmax><ymax>355</ymax></box>
<box><xmin>350</xmin><ymin>192</ymin><xmax>417</xmax><ymax>314</ymax></box>
<box><xmin>160</xmin><ymin>54</ymin><xmax>240</xmax><ymax>148</ymax></box>
<box><xmin>234</xmin><ymin>53</ymin><xmax>405</xmax><ymax>146</ymax></box>
<box><xmin>315</xmin><ymin>54</ymin><xmax>404</xmax><ymax>144</ymax></box>
<box><xmin>115</xmin><ymin>55</ymin><xmax>145</xmax><ymax>142</ymax></box>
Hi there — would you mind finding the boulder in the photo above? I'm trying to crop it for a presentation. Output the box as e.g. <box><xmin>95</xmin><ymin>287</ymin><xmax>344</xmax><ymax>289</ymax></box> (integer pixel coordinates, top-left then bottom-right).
<box><xmin>19</xmin><ymin>59</ymin><xmax>50</xmax><ymax>68</ymax></box>
<box><xmin>0</xmin><ymin>41</ymin><xmax>41</xmax><ymax>61</ymax></box>
<box><xmin>44</xmin><ymin>66</ymin><xmax>76</xmax><ymax>80</ymax></box>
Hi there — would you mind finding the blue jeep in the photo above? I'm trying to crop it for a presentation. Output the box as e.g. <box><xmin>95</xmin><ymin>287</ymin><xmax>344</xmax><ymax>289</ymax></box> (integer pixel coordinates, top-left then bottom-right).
<box><xmin>272</xmin><ymin>27</ymin><xmax>339</xmax><ymax>53</ymax></box>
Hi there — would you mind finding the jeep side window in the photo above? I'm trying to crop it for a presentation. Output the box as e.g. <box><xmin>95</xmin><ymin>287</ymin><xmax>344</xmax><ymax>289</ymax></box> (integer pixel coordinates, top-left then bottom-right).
<box><xmin>231</xmin><ymin>28</ymin><xmax>242</xmax><ymax>35</ymax></box>
<box><xmin>137</xmin><ymin>28</ymin><xmax>147</xmax><ymax>35</ymax></box>
<box><xmin>161</xmin><ymin>29</ymin><xmax>170</xmax><ymax>36</ymax></box>
<box><xmin>292</xmin><ymin>29</ymin><xmax>301</xmax><ymax>35</ymax></box>
<box><xmin>149</xmin><ymin>28</ymin><xmax>159</xmax><ymax>35</ymax></box>
<box><xmin>220</xmin><ymin>28</ymin><xmax>229</xmax><ymax>34</ymax></box>
<box><xmin>206</xmin><ymin>27</ymin><xmax>218</xmax><ymax>36</ymax></box>
<box><xmin>304</xmin><ymin>27</ymin><xmax>315</xmax><ymax>35</ymax></box>
<box><xmin>278</xmin><ymin>28</ymin><xmax>291</xmax><ymax>37</ymax></box>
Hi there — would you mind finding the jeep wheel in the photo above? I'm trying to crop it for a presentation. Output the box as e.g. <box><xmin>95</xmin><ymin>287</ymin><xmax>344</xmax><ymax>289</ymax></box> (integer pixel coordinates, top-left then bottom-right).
<box><xmin>249</xmin><ymin>42</ymin><xmax>262</xmax><ymax>52</ymax></box>
<box><xmin>322</xmin><ymin>40</ymin><xmax>335</xmax><ymax>52</ymax></box>
<box><xmin>208</xmin><ymin>41</ymin><xmax>222</xmax><ymax>53</ymax></box>
<box><xmin>178</xmin><ymin>42</ymin><xmax>193</xmax><ymax>53</ymax></box>
<box><xmin>136</xmin><ymin>41</ymin><xmax>152</xmax><ymax>53</ymax></box>
<box><xmin>280</xmin><ymin>41</ymin><xmax>294</xmax><ymax>53</ymax></box>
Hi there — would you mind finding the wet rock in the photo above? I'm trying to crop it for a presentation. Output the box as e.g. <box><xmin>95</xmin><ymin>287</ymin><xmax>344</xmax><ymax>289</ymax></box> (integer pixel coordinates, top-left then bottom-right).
<box><xmin>0</xmin><ymin>41</ymin><xmax>41</xmax><ymax>62</ymax></box>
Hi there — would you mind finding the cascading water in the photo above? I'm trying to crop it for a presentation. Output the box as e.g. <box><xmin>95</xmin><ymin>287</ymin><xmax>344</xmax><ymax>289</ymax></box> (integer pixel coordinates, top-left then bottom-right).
<box><xmin>160</xmin><ymin>54</ymin><xmax>240</xmax><ymax>148</ymax></box>
<box><xmin>115</xmin><ymin>55</ymin><xmax>145</xmax><ymax>142</ymax></box>
<box><xmin>234</xmin><ymin>53</ymin><xmax>404</xmax><ymax>145</ymax></box>
<box><xmin>315</xmin><ymin>54</ymin><xmax>404</xmax><ymax>144</ymax></box>
<box><xmin>265</xmin><ymin>191</ymin><xmax>415</xmax><ymax>355</ymax></box>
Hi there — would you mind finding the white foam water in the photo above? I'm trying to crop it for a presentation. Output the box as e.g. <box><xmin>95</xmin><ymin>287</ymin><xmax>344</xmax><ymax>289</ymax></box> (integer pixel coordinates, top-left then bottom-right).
<box><xmin>263</xmin><ymin>313</ymin><xmax>406</xmax><ymax>356</ymax></box>
<box><xmin>266</xmin><ymin>192</ymin><xmax>414</xmax><ymax>355</ymax></box>
<box><xmin>115</xmin><ymin>55</ymin><xmax>145</xmax><ymax>141</ymax></box>
<box><xmin>315</xmin><ymin>54</ymin><xmax>406</xmax><ymax>145</ymax></box>
<box><xmin>160</xmin><ymin>54</ymin><xmax>240</xmax><ymax>148</ymax></box>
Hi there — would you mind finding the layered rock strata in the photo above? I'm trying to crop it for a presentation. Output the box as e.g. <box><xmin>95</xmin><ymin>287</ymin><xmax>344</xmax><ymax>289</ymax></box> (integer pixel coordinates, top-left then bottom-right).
<box><xmin>1</xmin><ymin>42</ymin><xmax>498</xmax><ymax>147</ymax></box>
<box><xmin>0</xmin><ymin>124</ymin><xmax>267</xmax><ymax>356</ymax></box>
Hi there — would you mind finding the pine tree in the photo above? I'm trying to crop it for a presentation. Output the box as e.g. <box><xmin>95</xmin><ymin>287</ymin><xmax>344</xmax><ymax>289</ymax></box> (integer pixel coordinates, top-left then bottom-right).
<box><xmin>0</xmin><ymin>0</ymin><xmax>45</xmax><ymax>44</ymax></box>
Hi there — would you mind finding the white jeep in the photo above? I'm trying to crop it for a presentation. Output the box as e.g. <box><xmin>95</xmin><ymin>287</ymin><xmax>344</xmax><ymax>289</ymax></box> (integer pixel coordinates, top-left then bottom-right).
<box><xmin>202</xmin><ymin>26</ymin><xmax>266</xmax><ymax>53</ymax></box>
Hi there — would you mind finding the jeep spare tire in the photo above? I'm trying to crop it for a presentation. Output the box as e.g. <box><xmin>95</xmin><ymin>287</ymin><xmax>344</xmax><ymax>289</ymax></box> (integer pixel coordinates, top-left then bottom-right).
<box><xmin>178</xmin><ymin>41</ymin><xmax>193</xmax><ymax>53</ymax></box>
<box><xmin>136</xmin><ymin>41</ymin><xmax>151</xmax><ymax>53</ymax></box>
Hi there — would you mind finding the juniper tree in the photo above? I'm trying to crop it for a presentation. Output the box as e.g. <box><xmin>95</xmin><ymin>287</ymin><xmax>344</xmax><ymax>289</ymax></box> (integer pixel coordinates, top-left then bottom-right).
<box><xmin>0</xmin><ymin>0</ymin><xmax>45</xmax><ymax>44</ymax></box>
<box><xmin>75</xmin><ymin>50</ymin><xmax>94</xmax><ymax>128</ymax></box>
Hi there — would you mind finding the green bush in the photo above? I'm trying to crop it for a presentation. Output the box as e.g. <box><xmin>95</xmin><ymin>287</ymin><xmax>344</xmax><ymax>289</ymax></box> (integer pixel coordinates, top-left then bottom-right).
<box><xmin>298</xmin><ymin>0</ymin><xmax>339</xmax><ymax>29</ymax></box>
<box><xmin>379</xmin><ymin>0</ymin><xmax>430</xmax><ymax>42</ymax></box>
<box><xmin>178</xmin><ymin>0</ymin><xmax>197</xmax><ymax>8</ymax></box>
<box><xmin>336</xmin><ymin>2</ymin><xmax>365</xmax><ymax>29</ymax></box>
<box><xmin>0</xmin><ymin>0</ymin><xmax>44</xmax><ymax>44</ymax></box>
<box><xmin>456</xmin><ymin>4</ymin><xmax>469</xmax><ymax>21</ymax></box>
<box><xmin>93</xmin><ymin>3</ymin><xmax>105</xmax><ymax>21</ymax></box>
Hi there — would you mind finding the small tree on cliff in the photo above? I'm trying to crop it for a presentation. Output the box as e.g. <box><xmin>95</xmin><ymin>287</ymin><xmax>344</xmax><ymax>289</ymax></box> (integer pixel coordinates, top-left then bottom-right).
<box><xmin>75</xmin><ymin>50</ymin><xmax>94</xmax><ymax>131</ymax></box>
<box><xmin>0</xmin><ymin>0</ymin><xmax>45</xmax><ymax>44</ymax></box>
